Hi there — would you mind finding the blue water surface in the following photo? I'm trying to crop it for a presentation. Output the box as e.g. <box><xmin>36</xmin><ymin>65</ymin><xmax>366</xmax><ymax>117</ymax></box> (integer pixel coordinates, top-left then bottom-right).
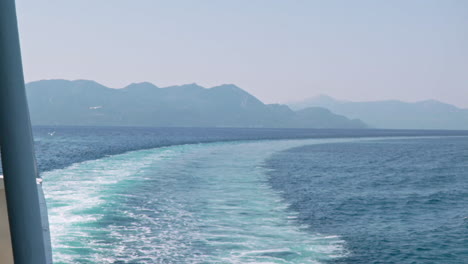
<box><xmin>266</xmin><ymin>137</ymin><xmax>468</xmax><ymax>264</ymax></box>
<box><xmin>30</xmin><ymin>126</ymin><xmax>468</xmax><ymax>174</ymax></box>
<box><xmin>2</xmin><ymin>126</ymin><xmax>467</xmax><ymax>263</ymax></box>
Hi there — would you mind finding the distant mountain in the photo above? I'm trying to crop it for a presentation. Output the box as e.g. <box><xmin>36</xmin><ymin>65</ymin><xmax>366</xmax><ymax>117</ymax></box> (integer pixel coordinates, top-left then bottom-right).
<box><xmin>26</xmin><ymin>80</ymin><xmax>366</xmax><ymax>129</ymax></box>
<box><xmin>289</xmin><ymin>95</ymin><xmax>468</xmax><ymax>130</ymax></box>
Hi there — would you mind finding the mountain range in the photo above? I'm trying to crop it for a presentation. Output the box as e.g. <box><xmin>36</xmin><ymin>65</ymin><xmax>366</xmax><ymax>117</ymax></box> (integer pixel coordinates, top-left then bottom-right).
<box><xmin>25</xmin><ymin>80</ymin><xmax>366</xmax><ymax>129</ymax></box>
<box><xmin>289</xmin><ymin>95</ymin><xmax>468</xmax><ymax>130</ymax></box>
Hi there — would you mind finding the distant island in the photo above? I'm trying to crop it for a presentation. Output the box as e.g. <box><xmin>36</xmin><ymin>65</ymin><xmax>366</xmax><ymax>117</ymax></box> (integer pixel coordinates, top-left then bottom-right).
<box><xmin>26</xmin><ymin>80</ymin><xmax>366</xmax><ymax>129</ymax></box>
<box><xmin>289</xmin><ymin>95</ymin><xmax>468</xmax><ymax>130</ymax></box>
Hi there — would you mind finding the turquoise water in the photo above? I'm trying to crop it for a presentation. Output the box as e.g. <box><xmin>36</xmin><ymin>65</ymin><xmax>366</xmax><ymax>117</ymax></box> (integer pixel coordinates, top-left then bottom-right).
<box><xmin>44</xmin><ymin>139</ymin><xmax>356</xmax><ymax>263</ymax></box>
<box><xmin>25</xmin><ymin>127</ymin><xmax>468</xmax><ymax>263</ymax></box>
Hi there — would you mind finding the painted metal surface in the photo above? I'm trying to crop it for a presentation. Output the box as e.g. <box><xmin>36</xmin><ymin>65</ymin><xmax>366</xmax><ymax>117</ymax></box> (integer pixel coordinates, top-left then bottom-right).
<box><xmin>0</xmin><ymin>0</ymin><xmax>53</xmax><ymax>263</ymax></box>
<box><xmin>0</xmin><ymin>177</ymin><xmax>14</xmax><ymax>264</ymax></box>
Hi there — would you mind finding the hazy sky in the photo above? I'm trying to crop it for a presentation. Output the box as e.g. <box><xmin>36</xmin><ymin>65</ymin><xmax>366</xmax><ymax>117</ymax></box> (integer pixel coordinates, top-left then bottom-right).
<box><xmin>16</xmin><ymin>0</ymin><xmax>468</xmax><ymax>107</ymax></box>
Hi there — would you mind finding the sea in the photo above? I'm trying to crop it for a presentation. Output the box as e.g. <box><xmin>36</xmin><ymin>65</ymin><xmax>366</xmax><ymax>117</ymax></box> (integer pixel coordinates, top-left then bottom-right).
<box><xmin>2</xmin><ymin>126</ymin><xmax>468</xmax><ymax>263</ymax></box>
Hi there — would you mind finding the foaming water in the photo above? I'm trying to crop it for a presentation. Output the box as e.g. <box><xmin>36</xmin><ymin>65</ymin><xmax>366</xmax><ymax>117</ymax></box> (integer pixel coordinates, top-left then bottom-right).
<box><xmin>43</xmin><ymin>148</ymin><xmax>177</xmax><ymax>263</ymax></box>
<box><xmin>43</xmin><ymin>138</ymin><xmax>355</xmax><ymax>263</ymax></box>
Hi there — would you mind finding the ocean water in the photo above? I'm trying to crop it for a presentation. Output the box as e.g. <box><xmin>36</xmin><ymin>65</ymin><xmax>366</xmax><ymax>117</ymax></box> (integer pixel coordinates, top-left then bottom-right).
<box><xmin>2</xmin><ymin>127</ymin><xmax>467</xmax><ymax>263</ymax></box>
<box><xmin>266</xmin><ymin>137</ymin><xmax>468</xmax><ymax>264</ymax></box>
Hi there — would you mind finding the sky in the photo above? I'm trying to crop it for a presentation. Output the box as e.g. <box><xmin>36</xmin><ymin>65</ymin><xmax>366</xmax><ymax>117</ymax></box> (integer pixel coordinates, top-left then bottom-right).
<box><xmin>16</xmin><ymin>0</ymin><xmax>468</xmax><ymax>107</ymax></box>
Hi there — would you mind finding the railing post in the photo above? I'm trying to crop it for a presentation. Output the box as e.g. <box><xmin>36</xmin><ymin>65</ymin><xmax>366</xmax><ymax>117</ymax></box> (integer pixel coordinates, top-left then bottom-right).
<box><xmin>0</xmin><ymin>0</ymin><xmax>52</xmax><ymax>263</ymax></box>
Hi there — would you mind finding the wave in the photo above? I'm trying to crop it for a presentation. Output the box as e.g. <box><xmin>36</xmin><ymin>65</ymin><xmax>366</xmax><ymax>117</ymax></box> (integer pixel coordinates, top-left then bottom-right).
<box><xmin>43</xmin><ymin>138</ymin><xmax>358</xmax><ymax>263</ymax></box>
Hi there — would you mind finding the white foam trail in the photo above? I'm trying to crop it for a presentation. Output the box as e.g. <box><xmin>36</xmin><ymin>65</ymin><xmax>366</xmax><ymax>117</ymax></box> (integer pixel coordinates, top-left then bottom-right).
<box><xmin>43</xmin><ymin>138</ymin><xmax>358</xmax><ymax>263</ymax></box>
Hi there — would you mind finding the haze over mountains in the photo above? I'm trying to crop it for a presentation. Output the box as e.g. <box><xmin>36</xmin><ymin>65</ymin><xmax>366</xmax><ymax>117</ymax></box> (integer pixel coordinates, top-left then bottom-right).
<box><xmin>25</xmin><ymin>80</ymin><xmax>468</xmax><ymax>130</ymax></box>
<box><xmin>26</xmin><ymin>80</ymin><xmax>366</xmax><ymax>129</ymax></box>
<box><xmin>290</xmin><ymin>95</ymin><xmax>468</xmax><ymax>130</ymax></box>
